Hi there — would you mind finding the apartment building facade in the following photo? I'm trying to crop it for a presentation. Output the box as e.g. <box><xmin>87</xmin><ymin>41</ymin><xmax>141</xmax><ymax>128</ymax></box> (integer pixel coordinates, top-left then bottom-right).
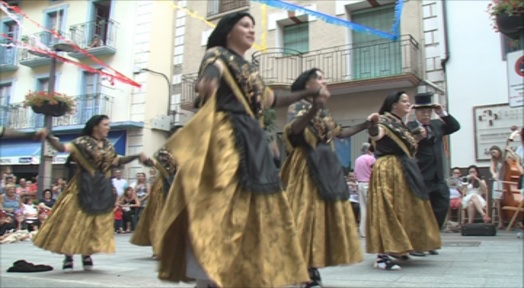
<box><xmin>0</xmin><ymin>0</ymin><xmax>175</xmax><ymax>183</ymax></box>
<box><xmin>175</xmin><ymin>0</ymin><xmax>443</xmax><ymax>171</ymax></box>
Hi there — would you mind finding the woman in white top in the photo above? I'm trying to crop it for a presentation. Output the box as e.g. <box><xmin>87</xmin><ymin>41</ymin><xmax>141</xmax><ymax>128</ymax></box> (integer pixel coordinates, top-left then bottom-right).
<box><xmin>461</xmin><ymin>165</ymin><xmax>490</xmax><ymax>224</ymax></box>
<box><xmin>489</xmin><ymin>146</ymin><xmax>505</xmax><ymax>229</ymax></box>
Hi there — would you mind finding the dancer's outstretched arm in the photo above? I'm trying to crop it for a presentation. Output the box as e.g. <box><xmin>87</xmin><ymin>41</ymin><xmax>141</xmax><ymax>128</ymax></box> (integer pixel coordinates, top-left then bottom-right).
<box><xmin>1</xmin><ymin>127</ymin><xmax>45</xmax><ymax>140</ymax></box>
<box><xmin>339</xmin><ymin>120</ymin><xmax>371</xmax><ymax>138</ymax></box>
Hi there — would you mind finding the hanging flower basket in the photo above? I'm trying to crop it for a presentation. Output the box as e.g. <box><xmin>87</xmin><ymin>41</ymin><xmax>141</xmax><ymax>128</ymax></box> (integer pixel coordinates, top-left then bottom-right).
<box><xmin>24</xmin><ymin>91</ymin><xmax>75</xmax><ymax>117</ymax></box>
<box><xmin>496</xmin><ymin>13</ymin><xmax>524</xmax><ymax>39</ymax></box>
<box><xmin>488</xmin><ymin>0</ymin><xmax>524</xmax><ymax>39</ymax></box>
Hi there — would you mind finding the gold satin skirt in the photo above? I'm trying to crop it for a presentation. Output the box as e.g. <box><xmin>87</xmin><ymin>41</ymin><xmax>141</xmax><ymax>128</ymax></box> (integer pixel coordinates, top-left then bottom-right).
<box><xmin>366</xmin><ymin>155</ymin><xmax>441</xmax><ymax>254</ymax></box>
<box><xmin>281</xmin><ymin>148</ymin><xmax>363</xmax><ymax>268</ymax></box>
<box><xmin>32</xmin><ymin>176</ymin><xmax>114</xmax><ymax>255</ymax></box>
<box><xmin>156</xmin><ymin>96</ymin><xmax>309</xmax><ymax>287</ymax></box>
<box><xmin>130</xmin><ymin>177</ymin><xmax>165</xmax><ymax>255</ymax></box>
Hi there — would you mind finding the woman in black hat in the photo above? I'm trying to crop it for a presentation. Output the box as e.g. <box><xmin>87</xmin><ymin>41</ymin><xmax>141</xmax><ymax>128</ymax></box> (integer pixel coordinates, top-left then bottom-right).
<box><xmin>366</xmin><ymin>92</ymin><xmax>441</xmax><ymax>270</ymax></box>
<box><xmin>156</xmin><ymin>12</ymin><xmax>328</xmax><ymax>288</ymax></box>
<box><xmin>281</xmin><ymin>68</ymin><xmax>369</xmax><ymax>286</ymax></box>
<box><xmin>33</xmin><ymin>115</ymin><xmax>151</xmax><ymax>271</ymax></box>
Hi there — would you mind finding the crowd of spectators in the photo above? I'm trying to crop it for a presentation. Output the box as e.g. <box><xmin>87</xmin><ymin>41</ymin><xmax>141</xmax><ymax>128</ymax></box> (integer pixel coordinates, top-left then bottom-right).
<box><xmin>0</xmin><ymin>166</ymin><xmax>156</xmax><ymax>243</ymax></box>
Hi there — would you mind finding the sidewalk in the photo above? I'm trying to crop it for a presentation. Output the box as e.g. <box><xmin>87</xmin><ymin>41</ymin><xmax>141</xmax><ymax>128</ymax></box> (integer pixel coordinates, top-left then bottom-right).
<box><xmin>0</xmin><ymin>231</ymin><xmax>522</xmax><ymax>288</ymax></box>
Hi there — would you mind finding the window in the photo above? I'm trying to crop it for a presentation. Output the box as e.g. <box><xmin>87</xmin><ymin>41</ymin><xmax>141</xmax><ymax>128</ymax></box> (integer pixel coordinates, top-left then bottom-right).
<box><xmin>207</xmin><ymin>0</ymin><xmax>248</xmax><ymax>17</ymax></box>
<box><xmin>283</xmin><ymin>23</ymin><xmax>309</xmax><ymax>54</ymax></box>
<box><xmin>1</xmin><ymin>20</ymin><xmax>18</xmax><ymax>65</ymax></box>
<box><xmin>43</xmin><ymin>5</ymin><xmax>67</xmax><ymax>47</ymax></box>
<box><xmin>37</xmin><ymin>78</ymin><xmax>50</xmax><ymax>92</ymax></box>
<box><xmin>83</xmin><ymin>71</ymin><xmax>101</xmax><ymax>95</ymax></box>
<box><xmin>0</xmin><ymin>83</ymin><xmax>12</xmax><ymax>126</ymax></box>
<box><xmin>501</xmin><ymin>35</ymin><xmax>522</xmax><ymax>61</ymax></box>
<box><xmin>351</xmin><ymin>5</ymin><xmax>401</xmax><ymax>80</ymax></box>
<box><xmin>46</xmin><ymin>10</ymin><xmax>65</xmax><ymax>31</ymax></box>
<box><xmin>2</xmin><ymin>20</ymin><xmax>18</xmax><ymax>42</ymax></box>
<box><xmin>80</xmin><ymin>71</ymin><xmax>102</xmax><ymax>122</ymax></box>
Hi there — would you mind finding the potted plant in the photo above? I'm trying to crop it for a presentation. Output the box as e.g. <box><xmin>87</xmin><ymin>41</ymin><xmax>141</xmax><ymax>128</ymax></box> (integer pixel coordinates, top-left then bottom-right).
<box><xmin>487</xmin><ymin>0</ymin><xmax>524</xmax><ymax>39</ymax></box>
<box><xmin>23</xmin><ymin>90</ymin><xmax>75</xmax><ymax>117</ymax></box>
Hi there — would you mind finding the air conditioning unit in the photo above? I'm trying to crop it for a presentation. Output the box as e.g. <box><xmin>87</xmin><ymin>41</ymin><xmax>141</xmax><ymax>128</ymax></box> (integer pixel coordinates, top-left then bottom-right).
<box><xmin>150</xmin><ymin>115</ymin><xmax>172</xmax><ymax>132</ymax></box>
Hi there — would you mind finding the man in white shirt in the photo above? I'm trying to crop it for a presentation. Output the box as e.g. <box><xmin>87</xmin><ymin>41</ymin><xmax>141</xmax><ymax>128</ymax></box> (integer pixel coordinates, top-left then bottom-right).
<box><xmin>112</xmin><ymin>170</ymin><xmax>128</xmax><ymax>197</ymax></box>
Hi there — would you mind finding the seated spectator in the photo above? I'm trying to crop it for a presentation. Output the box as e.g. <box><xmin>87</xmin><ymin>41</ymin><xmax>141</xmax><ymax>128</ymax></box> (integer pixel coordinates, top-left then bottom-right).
<box><xmin>87</xmin><ymin>35</ymin><xmax>104</xmax><ymax>48</ymax></box>
<box><xmin>447</xmin><ymin>167</ymin><xmax>463</xmax><ymax>210</ymax></box>
<box><xmin>29</xmin><ymin>177</ymin><xmax>38</xmax><ymax>194</ymax></box>
<box><xmin>0</xmin><ymin>211</ymin><xmax>33</xmax><ymax>244</ymax></box>
<box><xmin>52</xmin><ymin>177</ymin><xmax>66</xmax><ymax>200</ymax></box>
<box><xmin>1</xmin><ymin>167</ymin><xmax>16</xmax><ymax>189</ymax></box>
<box><xmin>16</xmin><ymin>178</ymin><xmax>29</xmax><ymax>196</ymax></box>
<box><xmin>0</xmin><ymin>210</ymin><xmax>15</xmax><ymax>237</ymax></box>
<box><xmin>461</xmin><ymin>165</ymin><xmax>490</xmax><ymax>224</ymax></box>
<box><xmin>347</xmin><ymin>170</ymin><xmax>360</xmax><ymax>224</ymax></box>
<box><xmin>0</xmin><ymin>184</ymin><xmax>21</xmax><ymax>215</ymax></box>
<box><xmin>38</xmin><ymin>189</ymin><xmax>55</xmax><ymax>221</ymax></box>
<box><xmin>118</xmin><ymin>187</ymin><xmax>140</xmax><ymax>233</ymax></box>
<box><xmin>2</xmin><ymin>176</ymin><xmax>15</xmax><ymax>195</ymax></box>
<box><xmin>21</xmin><ymin>197</ymin><xmax>39</xmax><ymax>231</ymax></box>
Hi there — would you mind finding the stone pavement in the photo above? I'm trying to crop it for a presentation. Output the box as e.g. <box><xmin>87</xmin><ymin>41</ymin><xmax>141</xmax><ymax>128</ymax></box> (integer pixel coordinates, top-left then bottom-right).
<box><xmin>0</xmin><ymin>231</ymin><xmax>522</xmax><ymax>288</ymax></box>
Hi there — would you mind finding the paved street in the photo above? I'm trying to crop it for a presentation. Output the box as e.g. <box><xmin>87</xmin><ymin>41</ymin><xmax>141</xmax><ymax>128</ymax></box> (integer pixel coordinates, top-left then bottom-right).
<box><xmin>1</xmin><ymin>231</ymin><xmax>522</xmax><ymax>288</ymax></box>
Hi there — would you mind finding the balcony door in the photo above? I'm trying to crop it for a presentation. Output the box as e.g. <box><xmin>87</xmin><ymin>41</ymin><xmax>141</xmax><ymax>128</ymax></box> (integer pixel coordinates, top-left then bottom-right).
<box><xmin>88</xmin><ymin>0</ymin><xmax>112</xmax><ymax>46</ymax></box>
<box><xmin>81</xmin><ymin>71</ymin><xmax>102</xmax><ymax>122</ymax></box>
<box><xmin>351</xmin><ymin>5</ymin><xmax>401</xmax><ymax>80</ymax></box>
<box><xmin>0</xmin><ymin>83</ymin><xmax>11</xmax><ymax>126</ymax></box>
<box><xmin>45</xmin><ymin>9</ymin><xmax>65</xmax><ymax>47</ymax></box>
<box><xmin>1</xmin><ymin>20</ymin><xmax>18</xmax><ymax>65</ymax></box>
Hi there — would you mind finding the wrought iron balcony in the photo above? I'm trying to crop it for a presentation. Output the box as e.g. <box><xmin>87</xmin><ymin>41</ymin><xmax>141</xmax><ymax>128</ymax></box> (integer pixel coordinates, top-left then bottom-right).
<box><xmin>18</xmin><ymin>30</ymin><xmax>71</xmax><ymax>68</ymax></box>
<box><xmin>180</xmin><ymin>72</ymin><xmax>199</xmax><ymax>109</ymax></box>
<box><xmin>208</xmin><ymin>0</ymin><xmax>249</xmax><ymax>17</ymax></box>
<box><xmin>0</xmin><ymin>40</ymin><xmax>18</xmax><ymax>72</ymax></box>
<box><xmin>1</xmin><ymin>93</ymin><xmax>113</xmax><ymax>129</ymax></box>
<box><xmin>68</xmin><ymin>18</ymin><xmax>118</xmax><ymax>59</ymax></box>
<box><xmin>252</xmin><ymin>35</ymin><xmax>422</xmax><ymax>90</ymax></box>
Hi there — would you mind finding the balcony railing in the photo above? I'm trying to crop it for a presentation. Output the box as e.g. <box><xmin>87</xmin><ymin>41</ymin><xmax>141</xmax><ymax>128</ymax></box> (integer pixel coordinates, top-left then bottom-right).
<box><xmin>252</xmin><ymin>35</ymin><xmax>421</xmax><ymax>87</ymax></box>
<box><xmin>208</xmin><ymin>0</ymin><xmax>249</xmax><ymax>17</ymax></box>
<box><xmin>180</xmin><ymin>73</ymin><xmax>199</xmax><ymax>107</ymax></box>
<box><xmin>68</xmin><ymin>18</ymin><xmax>118</xmax><ymax>59</ymax></box>
<box><xmin>0</xmin><ymin>40</ymin><xmax>18</xmax><ymax>71</ymax></box>
<box><xmin>18</xmin><ymin>30</ymin><xmax>70</xmax><ymax>67</ymax></box>
<box><xmin>2</xmin><ymin>93</ymin><xmax>113</xmax><ymax>129</ymax></box>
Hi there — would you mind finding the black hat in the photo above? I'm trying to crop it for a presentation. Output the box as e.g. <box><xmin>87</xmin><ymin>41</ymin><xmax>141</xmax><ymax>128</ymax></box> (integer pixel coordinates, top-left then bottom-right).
<box><xmin>206</xmin><ymin>12</ymin><xmax>255</xmax><ymax>49</ymax></box>
<box><xmin>291</xmin><ymin>68</ymin><xmax>321</xmax><ymax>92</ymax></box>
<box><xmin>413</xmin><ymin>92</ymin><xmax>437</xmax><ymax>109</ymax></box>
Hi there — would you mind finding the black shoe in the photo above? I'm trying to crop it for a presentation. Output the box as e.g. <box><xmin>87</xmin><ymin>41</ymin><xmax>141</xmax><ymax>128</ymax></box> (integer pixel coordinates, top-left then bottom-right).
<box><xmin>409</xmin><ymin>251</ymin><xmax>426</xmax><ymax>257</ymax></box>
<box><xmin>428</xmin><ymin>250</ymin><xmax>439</xmax><ymax>255</ymax></box>
<box><xmin>374</xmin><ymin>255</ymin><xmax>401</xmax><ymax>270</ymax></box>
<box><xmin>304</xmin><ymin>280</ymin><xmax>322</xmax><ymax>288</ymax></box>
<box><xmin>62</xmin><ymin>258</ymin><xmax>73</xmax><ymax>272</ymax></box>
<box><xmin>82</xmin><ymin>256</ymin><xmax>93</xmax><ymax>271</ymax></box>
<box><xmin>308</xmin><ymin>267</ymin><xmax>322</xmax><ymax>283</ymax></box>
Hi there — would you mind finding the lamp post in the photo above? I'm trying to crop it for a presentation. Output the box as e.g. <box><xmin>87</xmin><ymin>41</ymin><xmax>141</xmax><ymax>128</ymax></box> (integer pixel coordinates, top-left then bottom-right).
<box><xmin>31</xmin><ymin>42</ymin><xmax>76</xmax><ymax>199</ymax></box>
<box><xmin>133</xmin><ymin>67</ymin><xmax>174</xmax><ymax>122</ymax></box>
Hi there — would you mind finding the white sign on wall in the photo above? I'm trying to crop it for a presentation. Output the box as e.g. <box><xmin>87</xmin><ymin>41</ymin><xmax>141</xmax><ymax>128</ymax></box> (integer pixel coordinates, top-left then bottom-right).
<box><xmin>474</xmin><ymin>103</ymin><xmax>523</xmax><ymax>161</ymax></box>
<box><xmin>507</xmin><ymin>50</ymin><xmax>524</xmax><ymax>107</ymax></box>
